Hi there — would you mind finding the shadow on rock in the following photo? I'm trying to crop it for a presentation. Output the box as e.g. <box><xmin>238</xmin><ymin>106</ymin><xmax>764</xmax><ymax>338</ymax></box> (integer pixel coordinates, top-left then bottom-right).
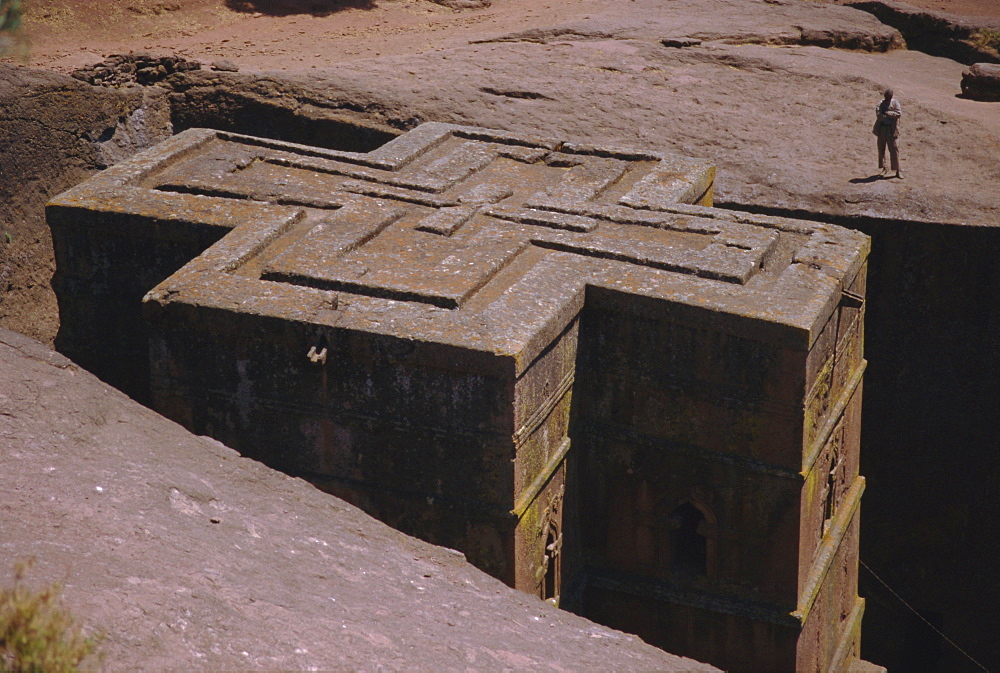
<box><xmin>225</xmin><ymin>0</ymin><xmax>375</xmax><ymax>16</ymax></box>
<box><xmin>850</xmin><ymin>174</ymin><xmax>887</xmax><ymax>184</ymax></box>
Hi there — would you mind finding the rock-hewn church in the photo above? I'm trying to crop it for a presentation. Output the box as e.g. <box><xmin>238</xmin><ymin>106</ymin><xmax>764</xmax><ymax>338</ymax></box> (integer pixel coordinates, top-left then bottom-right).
<box><xmin>49</xmin><ymin>123</ymin><xmax>870</xmax><ymax>671</ymax></box>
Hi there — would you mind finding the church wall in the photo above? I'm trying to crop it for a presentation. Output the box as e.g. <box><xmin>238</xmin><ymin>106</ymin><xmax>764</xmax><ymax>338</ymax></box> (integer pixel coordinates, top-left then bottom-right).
<box><xmin>581</xmin><ymin>585</ymin><xmax>800</xmax><ymax>672</ymax></box>
<box><xmin>146</xmin><ymin>300</ymin><xmax>523</xmax><ymax>581</ymax></box>
<box><xmin>511</xmin><ymin>318</ymin><xmax>579</xmax><ymax>599</ymax></box>
<box><xmin>572</xmin><ymin>293</ymin><xmax>812</xmax><ymax>671</ymax></box>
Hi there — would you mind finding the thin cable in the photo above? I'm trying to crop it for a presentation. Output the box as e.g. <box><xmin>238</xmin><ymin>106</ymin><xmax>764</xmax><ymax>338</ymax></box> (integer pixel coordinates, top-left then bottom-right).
<box><xmin>860</xmin><ymin>560</ymin><xmax>990</xmax><ymax>673</ymax></box>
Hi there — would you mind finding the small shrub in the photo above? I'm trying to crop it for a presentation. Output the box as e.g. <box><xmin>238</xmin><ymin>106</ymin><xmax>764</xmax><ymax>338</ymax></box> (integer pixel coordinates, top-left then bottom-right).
<box><xmin>0</xmin><ymin>0</ymin><xmax>22</xmax><ymax>34</ymax></box>
<box><xmin>970</xmin><ymin>28</ymin><xmax>1000</xmax><ymax>53</ymax></box>
<box><xmin>0</xmin><ymin>0</ymin><xmax>26</xmax><ymax>57</ymax></box>
<box><xmin>0</xmin><ymin>559</ymin><xmax>100</xmax><ymax>673</ymax></box>
<box><xmin>0</xmin><ymin>0</ymin><xmax>28</xmax><ymax>59</ymax></box>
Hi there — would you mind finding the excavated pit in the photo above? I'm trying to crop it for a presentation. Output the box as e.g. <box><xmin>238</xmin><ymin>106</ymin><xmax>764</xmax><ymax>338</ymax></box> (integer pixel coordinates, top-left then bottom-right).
<box><xmin>3</xmin><ymin>58</ymin><xmax>998</xmax><ymax>671</ymax></box>
<box><xmin>48</xmin><ymin>120</ymin><xmax>875</xmax><ymax>673</ymax></box>
<box><xmin>845</xmin><ymin>0</ymin><xmax>1000</xmax><ymax>65</ymax></box>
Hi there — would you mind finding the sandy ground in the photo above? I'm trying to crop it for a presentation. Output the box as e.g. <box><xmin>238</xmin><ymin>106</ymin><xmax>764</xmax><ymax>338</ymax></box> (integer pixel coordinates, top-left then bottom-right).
<box><xmin>8</xmin><ymin>0</ymin><xmax>999</xmax><ymax>75</ymax></box>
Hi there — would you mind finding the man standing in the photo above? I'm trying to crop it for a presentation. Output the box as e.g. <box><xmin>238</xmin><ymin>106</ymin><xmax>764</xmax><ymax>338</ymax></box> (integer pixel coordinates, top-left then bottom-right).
<box><xmin>874</xmin><ymin>88</ymin><xmax>902</xmax><ymax>179</ymax></box>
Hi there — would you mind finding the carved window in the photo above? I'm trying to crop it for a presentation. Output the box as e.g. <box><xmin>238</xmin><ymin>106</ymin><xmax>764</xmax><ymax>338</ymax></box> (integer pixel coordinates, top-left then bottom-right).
<box><xmin>540</xmin><ymin>522</ymin><xmax>562</xmax><ymax>606</ymax></box>
<box><xmin>607</xmin><ymin>478</ymin><xmax>718</xmax><ymax>579</ymax></box>
<box><xmin>823</xmin><ymin>449</ymin><xmax>845</xmax><ymax>536</ymax></box>
<box><xmin>667</xmin><ymin>502</ymin><xmax>709</xmax><ymax>578</ymax></box>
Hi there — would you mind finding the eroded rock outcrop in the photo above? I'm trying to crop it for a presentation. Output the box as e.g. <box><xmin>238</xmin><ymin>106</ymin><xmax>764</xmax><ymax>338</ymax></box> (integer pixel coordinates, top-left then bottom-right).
<box><xmin>0</xmin><ymin>65</ymin><xmax>171</xmax><ymax>344</ymax></box>
<box><xmin>478</xmin><ymin>0</ymin><xmax>902</xmax><ymax>51</ymax></box>
<box><xmin>847</xmin><ymin>0</ymin><xmax>1000</xmax><ymax>64</ymax></box>
<box><xmin>961</xmin><ymin>62</ymin><xmax>1000</xmax><ymax>101</ymax></box>
<box><xmin>70</xmin><ymin>52</ymin><xmax>202</xmax><ymax>87</ymax></box>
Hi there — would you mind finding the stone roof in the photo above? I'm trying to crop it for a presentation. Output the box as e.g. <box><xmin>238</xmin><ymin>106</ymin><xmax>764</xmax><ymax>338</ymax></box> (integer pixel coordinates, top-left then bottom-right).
<box><xmin>51</xmin><ymin>122</ymin><xmax>868</xmax><ymax>378</ymax></box>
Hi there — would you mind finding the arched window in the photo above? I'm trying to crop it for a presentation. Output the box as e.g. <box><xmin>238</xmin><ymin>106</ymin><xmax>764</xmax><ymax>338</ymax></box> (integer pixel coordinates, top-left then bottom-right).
<box><xmin>823</xmin><ymin>468</ymin><xmax>836</xmax><ymax>529</ymax></box>
<box><xmin>668</xmin><ymin>502</ymin><xmax>708</xmax><ymax>578</ymax></box>
<box><xmin>541</xmin><ymin>522</ymin><xmax>561</xmax><ymax>605</ymax></box>
<box><xmin>823</xmin><ymin>449</ymin><xmax>844</xmax><ymax>536</ymax></box>
<box><xmin>606</xmin><ymin>479</ymin><xmax>718</xmax><ymax>580</ymax></box>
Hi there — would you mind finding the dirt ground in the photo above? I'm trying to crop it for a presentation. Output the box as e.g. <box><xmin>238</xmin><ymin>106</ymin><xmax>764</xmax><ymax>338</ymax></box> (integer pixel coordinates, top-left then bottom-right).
<box><xmin>10</xmin><ymin>0</ymin><xmax>999</xmax><ymax>75</ymax></box>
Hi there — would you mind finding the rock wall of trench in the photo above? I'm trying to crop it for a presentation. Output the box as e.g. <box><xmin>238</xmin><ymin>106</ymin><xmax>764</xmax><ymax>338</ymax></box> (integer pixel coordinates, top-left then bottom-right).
<box><xmin>0</xmin><ymin>66</ymin><xmax>172</xmax><ymax>343</ymax></box>
<box><xmin>856</xmin><ymin>218</ymin><xmax>999</xmax><ymax>673</ymax></box>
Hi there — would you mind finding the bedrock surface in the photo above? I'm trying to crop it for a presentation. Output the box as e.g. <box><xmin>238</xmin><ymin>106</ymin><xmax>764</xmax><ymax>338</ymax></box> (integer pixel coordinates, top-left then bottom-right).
<box><xmin>165</xmin><ymin>0</ymin><xmax>999</xmax><ymax>226</ymax></box>
<box><xmin>0</xmin><ymin>327</ymin><xmax>715</xmax><ymax>672</ymax></box>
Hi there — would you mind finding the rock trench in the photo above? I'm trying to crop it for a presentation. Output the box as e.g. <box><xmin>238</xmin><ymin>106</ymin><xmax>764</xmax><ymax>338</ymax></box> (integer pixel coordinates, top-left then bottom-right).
<box><xmin>2</xmin><ymin>1</ymin><xmax>999</xmax><ymax>670</ymax></box>
<box><xmin>846</xmin><ymin>0</ymin><xmax>1000</xmax><ymax>64</ymax></box>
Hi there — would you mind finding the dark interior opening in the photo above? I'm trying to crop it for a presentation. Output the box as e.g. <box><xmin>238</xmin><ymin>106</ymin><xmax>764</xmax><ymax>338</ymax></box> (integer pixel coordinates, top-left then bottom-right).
<box><xmin>543</xmin><ymin>525</ymin><xmax>559</xmax><ymax>603</ymax></box>
<box><xmin>668</xmin><ymin>502</ymin><xmax>708</xmax><ymax>578</ymax></box>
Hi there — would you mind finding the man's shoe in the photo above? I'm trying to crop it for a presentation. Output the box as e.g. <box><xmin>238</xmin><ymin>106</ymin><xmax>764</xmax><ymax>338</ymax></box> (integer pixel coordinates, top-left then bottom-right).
<box><xmin>895</xmin><ymin>171</ymin><xmax>903</xmax><ymax>179</ymax></box>
<box><xmin>878</xmin><ymin>167</ymin><xmax>887</xmax><ymax>176</ymax></box>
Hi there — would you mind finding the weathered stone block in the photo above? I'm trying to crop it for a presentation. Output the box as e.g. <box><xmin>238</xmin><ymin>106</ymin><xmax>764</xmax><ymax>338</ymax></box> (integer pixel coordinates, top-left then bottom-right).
<box><xmin>961</xmin><ymin>62</ymin><xmax>1000</xmax><ymax>101</ymax></box>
